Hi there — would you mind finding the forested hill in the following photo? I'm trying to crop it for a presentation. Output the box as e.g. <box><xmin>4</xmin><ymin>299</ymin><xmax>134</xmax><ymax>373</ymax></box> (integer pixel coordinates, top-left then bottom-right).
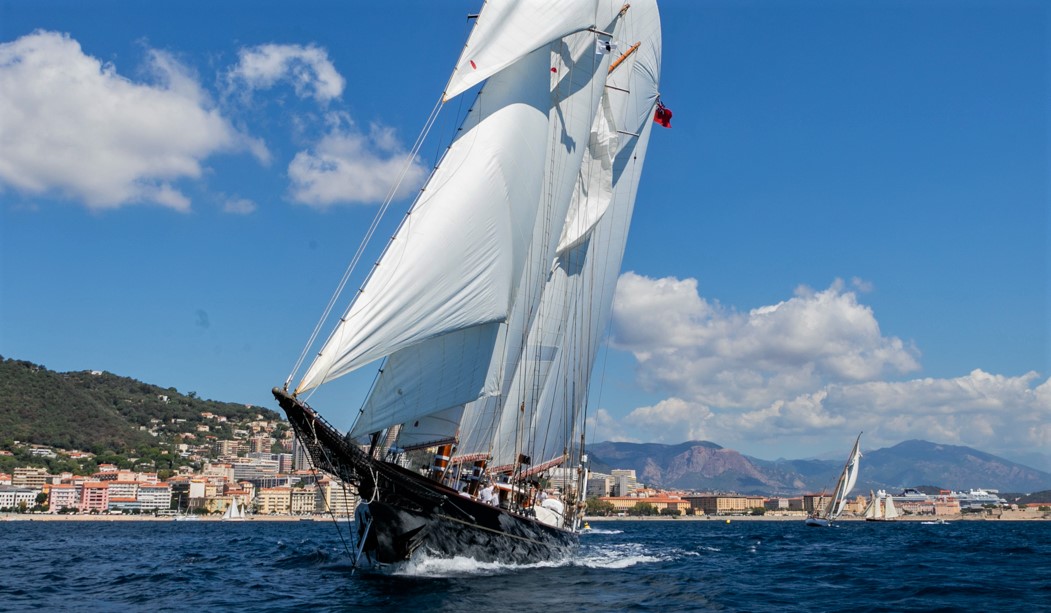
<box><xmin>0</xmin><ymin>356</ymin><xmax>279</xmax><ymax>453</ymax></box>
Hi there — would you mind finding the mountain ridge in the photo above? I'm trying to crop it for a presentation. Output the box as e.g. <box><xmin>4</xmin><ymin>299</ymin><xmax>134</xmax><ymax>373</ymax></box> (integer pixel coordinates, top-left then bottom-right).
<box><xmin>588</xmin><ymin>440</ymin><xmax>1051</xmax><ymax>495</ymax></box>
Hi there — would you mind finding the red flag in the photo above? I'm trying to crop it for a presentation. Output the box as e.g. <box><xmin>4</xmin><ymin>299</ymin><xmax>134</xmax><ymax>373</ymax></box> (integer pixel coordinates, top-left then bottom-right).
<box><xmin>653</xmin><ymin>101</ymin><xmax>672</xmax><ymax>128</ymax></box>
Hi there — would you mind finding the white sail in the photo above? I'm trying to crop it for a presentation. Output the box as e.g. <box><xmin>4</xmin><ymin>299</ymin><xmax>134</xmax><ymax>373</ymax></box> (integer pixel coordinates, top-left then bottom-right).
<box><xmin>884</xmin><ymin>494</ymin><xmax>900</xmax><ymax>519</ymax></box>
<box><xmin>444</xmin><ymin>0</ymin><xmax>601</xmax><ymax>101</ymax></box>
<box><xmin>297</xmin><ymin>46</ymin><xmax>555</xmax><ymax>395</ymax></box>
<box><xmin>395</xmin><ymin>405</ymin><xmax>464</xmax><ymax>450</ymax></box>
<box><xmin>487</xmin><ymin>1</ymin><xmax>662</xmax><ymax>471</ymax></box>
<box><xmin>863</xmin><ymin>490</ymin><xmax>877</xmax><ymax>519</ymax></box>
<box><xmin>454</xmin><ymin>5</ymin><xmax>629</xmax><ymax>460</ymax></box>
<box><xmin>828</xmin><ymin>433</ymin><xmax>862</xmax><ymax>519</ymax></box>
<box><xmin>349</xmin><ymin>323</ymin><xmax>499</xmax><ymax>439</ymax></box>
<box><xmin>223</xmin><ymin>499</ymin><xmax>244</xmax><ymax>521</ymax></box>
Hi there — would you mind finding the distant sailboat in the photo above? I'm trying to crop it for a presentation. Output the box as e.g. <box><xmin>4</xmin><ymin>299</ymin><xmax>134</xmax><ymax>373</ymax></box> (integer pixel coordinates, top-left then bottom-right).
<box><xmin>863</xmin><ymin>490</ymin><xmax>900</xmax><ymax>521</ymax></box>
<box><xmin>805</xmin><ymin>433</ymin><xmax>862</xmax><ymax>527</ymax></box>
<box><xmin>222</xmin><ymin>499</ymin><xmax>246</xmax><ymax>521</ymax></box>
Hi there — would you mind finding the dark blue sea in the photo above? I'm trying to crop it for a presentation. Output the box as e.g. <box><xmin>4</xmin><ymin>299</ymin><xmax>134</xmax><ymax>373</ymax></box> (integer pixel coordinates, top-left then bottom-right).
<box><xmin>2</xmin><ymin>518</ymin><xmax>1049</xmax><ymax>612</ymax></box>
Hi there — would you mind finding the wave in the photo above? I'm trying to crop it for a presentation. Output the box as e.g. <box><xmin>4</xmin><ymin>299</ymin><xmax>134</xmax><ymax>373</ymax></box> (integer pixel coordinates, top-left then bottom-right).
<box><xmin>388</xmin><ymin>541</ymin><xmax>669</xmax><ymax>577</ymax></box>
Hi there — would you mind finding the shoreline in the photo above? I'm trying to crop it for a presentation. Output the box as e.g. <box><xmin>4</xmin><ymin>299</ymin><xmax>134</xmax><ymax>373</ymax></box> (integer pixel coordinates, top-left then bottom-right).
<box><xmin>585</xmin><ymin>513</ymin><xmax>1050</xmax><ymax>522</ymax></box>
<box><xmin>4</xmin><ymin>512</ymin><xmax>1047</xmax><ymax>522</ymax></box>
<box><xmin>0</xmin><ymin>513</ymin><xmax>345</xmax><ymax>522</ymax></box>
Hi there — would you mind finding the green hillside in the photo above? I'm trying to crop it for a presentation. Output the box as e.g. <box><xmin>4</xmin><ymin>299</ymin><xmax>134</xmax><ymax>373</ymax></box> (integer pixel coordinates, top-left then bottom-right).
<box><xmin>0</xmin><ymin>356</ymin><xmax>280</xmax><ymax>454</ymax></box>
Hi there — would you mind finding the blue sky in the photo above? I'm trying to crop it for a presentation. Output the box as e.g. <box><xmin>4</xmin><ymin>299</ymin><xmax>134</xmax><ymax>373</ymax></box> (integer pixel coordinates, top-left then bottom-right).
<box><xmin>1</xmin><ymin>0</ymin><xmax>1047</xmax><ymax>467</ymax></box>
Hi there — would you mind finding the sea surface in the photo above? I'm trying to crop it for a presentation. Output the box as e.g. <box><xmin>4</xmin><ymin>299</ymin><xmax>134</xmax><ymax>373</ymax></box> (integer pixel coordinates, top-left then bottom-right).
<box><xmin>2</xmin><ymin>518</ymin><xmax>1049</xmax><ymax>612</ymax></box>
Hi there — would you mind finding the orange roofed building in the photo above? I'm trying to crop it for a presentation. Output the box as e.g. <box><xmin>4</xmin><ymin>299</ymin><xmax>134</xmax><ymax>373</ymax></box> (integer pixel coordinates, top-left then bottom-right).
<box><xmin>601</xmin><ymin>495</ymin><xmax>690</xmax><ymax>515</ymax></box>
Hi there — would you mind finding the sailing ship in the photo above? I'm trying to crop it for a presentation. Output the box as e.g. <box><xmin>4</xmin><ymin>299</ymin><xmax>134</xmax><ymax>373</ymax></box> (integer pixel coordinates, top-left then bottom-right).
<box><xmin>222</xmin><ymin>499</ymin><xmax>246</xmax><ymax>521</ymax></box>
<box><xmin>863</xmin><ymin>489</ymin><xmax>900</xmax><ymax>521</ymax></box>
<box><xmin>805</xmin><ymin>433</ymin><xmax>862</xmax><ymax>527</ymax></box>
<box><xmin>274</xmin><ymin>0</ymin><xmax>664</xmax><ymax>566</ymax></box>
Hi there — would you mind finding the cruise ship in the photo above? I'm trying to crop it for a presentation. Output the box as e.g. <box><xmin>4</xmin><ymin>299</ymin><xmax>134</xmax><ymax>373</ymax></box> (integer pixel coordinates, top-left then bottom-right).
<box><xmin>948</xmin><ymin>488</ymin><xmax>1007</xmax><ymax>509</ymax></box>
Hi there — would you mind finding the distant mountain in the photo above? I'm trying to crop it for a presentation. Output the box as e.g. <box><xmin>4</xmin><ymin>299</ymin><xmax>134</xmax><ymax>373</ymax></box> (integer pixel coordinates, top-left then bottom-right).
<box><xmin>0</xmin><ymin>356</ymin><xmax>280</xmax><ymax>453</ymax></box>
<box><xmin>588</xmin><ymin>439</ymin><xmax>1051</xmax><ymax>495</ymax></box>
<box><xmin>861</xmin><ymin>440</ymin><xmax>1051</xmax><ymax>493</ymax></box>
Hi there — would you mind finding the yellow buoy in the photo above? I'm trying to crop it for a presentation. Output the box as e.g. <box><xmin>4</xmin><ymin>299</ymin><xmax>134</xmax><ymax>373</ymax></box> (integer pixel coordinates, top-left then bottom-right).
<box><xmin>725</xmin><ymin>519</ymin><xmax>731</xmax><ymax>524</ymax></box>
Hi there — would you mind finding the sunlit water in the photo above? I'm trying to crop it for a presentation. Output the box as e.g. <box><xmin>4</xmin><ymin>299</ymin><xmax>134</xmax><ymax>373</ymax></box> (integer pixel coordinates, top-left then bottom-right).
<box><xmin>2</xmin><ymin>519</ymin><xmax>1048</xmax><ymax>611</ymax></box>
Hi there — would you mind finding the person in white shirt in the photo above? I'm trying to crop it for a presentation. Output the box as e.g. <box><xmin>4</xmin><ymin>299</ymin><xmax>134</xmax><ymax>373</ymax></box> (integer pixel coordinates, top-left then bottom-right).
<box><xmin>479</xmin><ymin>482</ymin><xmax>496</xmax><ymax>506</ymax></box>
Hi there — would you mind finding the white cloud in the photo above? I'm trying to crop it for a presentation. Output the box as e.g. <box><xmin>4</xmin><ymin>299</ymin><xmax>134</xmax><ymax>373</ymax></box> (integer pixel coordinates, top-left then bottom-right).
<box><xmin>612</xmin><ymin>273</ymin><xmax>920</xmax><ymax>407</ymax></box>
<box><xmin>227</xmin><ymin>43</ymin><xmax>344</xmax><ymax>103</ymax></box>
<box><xmin>222</xmin><ymin>196</ymin><xmax>257</xmax><ymax>215</ymax></box>
<box><xmin>599</xmin><ymin>273</ymin><xmax>1051</xmax><ymax>460</ymax></box>
<box><xmin>0</xmin><ymin>31</ymin><xmax>262</xmax><ymax>211</ymax></box>
<box><xmin>287</xmin><ymin>118</ymin><xmax>426</xmax><ymax>208</ymax></box>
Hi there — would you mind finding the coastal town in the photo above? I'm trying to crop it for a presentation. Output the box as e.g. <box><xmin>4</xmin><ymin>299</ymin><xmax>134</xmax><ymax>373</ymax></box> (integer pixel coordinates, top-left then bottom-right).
<box><xmin>2</xmin><ymin>410</ymin><xmax>1047</xmax><ymax>521</ymax></box>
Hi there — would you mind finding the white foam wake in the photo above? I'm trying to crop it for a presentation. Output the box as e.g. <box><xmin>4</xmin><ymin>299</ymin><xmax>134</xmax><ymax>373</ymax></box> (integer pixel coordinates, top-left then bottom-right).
<box><xmin>388</xmin><ymin>540</ymin><xmax>668</xmax><ymax>577</ymax></box>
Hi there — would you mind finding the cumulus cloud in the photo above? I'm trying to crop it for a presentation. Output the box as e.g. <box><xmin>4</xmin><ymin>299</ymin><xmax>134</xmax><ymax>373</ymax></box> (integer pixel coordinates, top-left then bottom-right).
<box><xmin>0</xmin><ymin>31</ymin><xmax>263</xmax><ymax>211</ymax></box>
<box><xmin>222</xmin><ymin>196</ymin><xmax>257</xmax><ymax>215</ymax></box>
<box><xmin>598</xmin><ymin>273</ymin><xmax>1051</xmax><ymax>460</ymax></box>
<box><xmin>612</xmin><ymin>273</ymin><xmax>920</xmax><ymax>407</ymax></box>
<box><xmin>287</xmin><ymin>118</ymin><xmax>426</xmax><ymax>208</ymax></box>
<box><xmin>227</xmin><ymin>43</ymin><xmax>344</xmax><ymax>103</ymax></box>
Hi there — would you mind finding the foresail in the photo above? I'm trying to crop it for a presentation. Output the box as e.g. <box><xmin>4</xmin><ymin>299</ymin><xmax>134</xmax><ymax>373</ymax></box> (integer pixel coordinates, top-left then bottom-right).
<box><xmin>444</xmin><ymin>0</ymin><xmax>600</xmax><ymax>101</ymax></box>
<box><xmin>297</xmin><ymin>47</ymin><xmax>554</xmax><ymax>394</ymax></box>
<box><xmin>348</xmin><ymin>323</ymin><xmax>500</xmax><ymax>439</ymax></box>
<box><xmin>395</xmin><ymin>405</ymin><xmax>464</xmax><ymax>451</ymax></box>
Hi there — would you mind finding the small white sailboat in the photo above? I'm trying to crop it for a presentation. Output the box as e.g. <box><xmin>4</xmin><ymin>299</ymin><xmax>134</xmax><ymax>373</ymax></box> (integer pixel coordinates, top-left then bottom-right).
<box><xmin>805</xmin><ymin>433</ymin><xmax>862</xmax><ymax>527</ymax></box>
<box><xmin>222</xmin><ymin>499</ymin><xmax>246</xmax><ymax>521</ymax></box>
<box><xmin>863</xmin><ymin>489</ymin><xmax>900</xmax><ymax>521</ymax></box>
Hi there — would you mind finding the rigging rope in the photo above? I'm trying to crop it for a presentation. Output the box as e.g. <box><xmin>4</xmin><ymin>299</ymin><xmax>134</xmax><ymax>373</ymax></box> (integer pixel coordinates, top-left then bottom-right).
<box><xmin>285</xmin><ymin>95</ymin><xmax>447</xmax><ymax>394</ymax></box>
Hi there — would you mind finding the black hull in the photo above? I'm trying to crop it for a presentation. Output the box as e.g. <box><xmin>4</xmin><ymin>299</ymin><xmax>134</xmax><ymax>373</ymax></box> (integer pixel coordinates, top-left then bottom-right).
<box><xmin>273</xmin><ymin>388</ymin><xmax>577</xmax><ymax>565</ymax></box>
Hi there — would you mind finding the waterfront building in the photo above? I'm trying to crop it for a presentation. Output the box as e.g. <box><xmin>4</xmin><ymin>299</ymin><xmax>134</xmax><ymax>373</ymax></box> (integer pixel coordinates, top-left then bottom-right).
<box><xmin>803</xmin><ymin>493</ymin><xmax>833</xmax><ymax>515</ymax></box>
<box><xmin>291</xmin><ymin>484</ymin><xmax>320</xmax><ymax>515</ymax></box>
<box><xmin>685</xmin><ymin>495</ymin><xmax>767</xmax><ymax>516</ymax></box>
<box><xmin>318</xmin><ymin>478</ymin><xmax>358</xmax><ymax>517</ymax></box>
<box><xmin>0</xmin><ymin>485</ymin><xmax>40</xmax><ymax>511</ymax></box>
<box><xmin>600</xmin><ymin>495</ymin><xmax>690</xmax><ymax>515</ymax></box>
<box><xmin>48</xmin><ymin>483</ymin><xmax>79</xmax><ymax>512</ymax></box>
<box><xmin>79</xmin><ymin>482</ymin><xmax>109</xmax><ymax>513</ymax></box>
<box><xmin>763</xmin><ymin>497</ymin><xmax>806</xmax><ymax>513</ymax></box>
<box><xmin>256</xmin><ymin>486</ymin><xmax>292</xmax><ymax>515</ymax></box>
<box><xmin>108</xmin><ymin>480</ymin><xmax>140</xmax><ymax>501</ymax></box>
<box><xmin>137</xmin><ymin>483</ymin><xmax>173</xmax><ymax>512</ymax></box>
<box><xmin>108</xmin><ymin>496</ymin><xmax>139</xmax><ymax>512</ymax></box>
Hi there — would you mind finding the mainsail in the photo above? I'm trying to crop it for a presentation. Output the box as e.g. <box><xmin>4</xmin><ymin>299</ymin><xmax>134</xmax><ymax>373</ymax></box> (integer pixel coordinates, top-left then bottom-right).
<box><xmin>824</xmin><ymin>433</ymin><xmax>862</xmax><ymax>520</ymax></box>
